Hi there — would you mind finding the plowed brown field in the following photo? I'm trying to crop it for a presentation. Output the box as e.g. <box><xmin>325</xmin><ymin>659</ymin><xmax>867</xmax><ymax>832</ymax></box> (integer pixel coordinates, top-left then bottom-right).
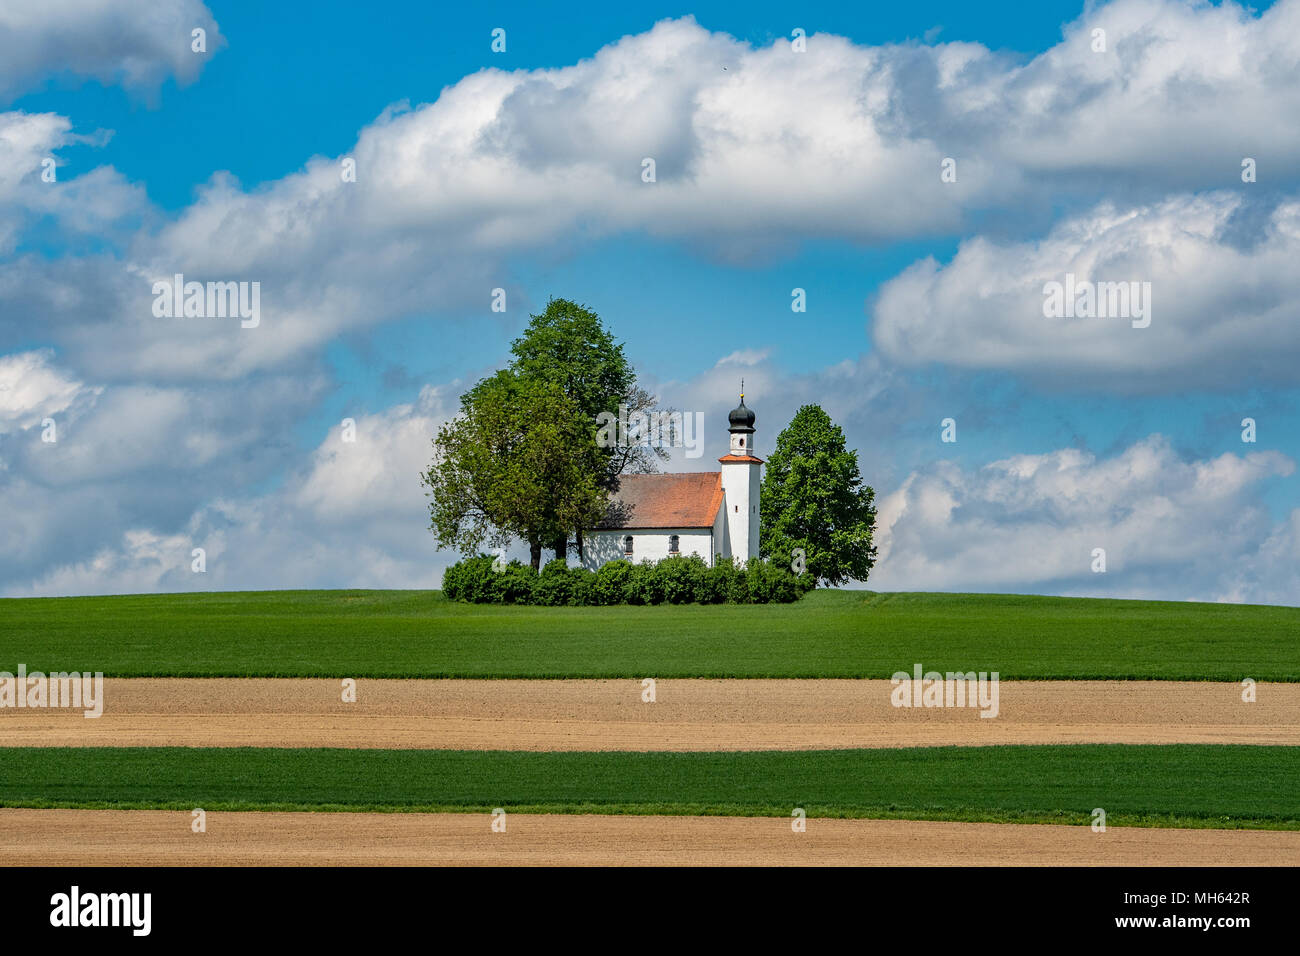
<box><xmin>1</xmin><ymin>678</ymin><xmax>1293</xmax><ymax>750</ymax></box>
<box><xmin>2</xmin><ymin>808</ymin><xmax>1294</xmax><ymax>866</ymax></box>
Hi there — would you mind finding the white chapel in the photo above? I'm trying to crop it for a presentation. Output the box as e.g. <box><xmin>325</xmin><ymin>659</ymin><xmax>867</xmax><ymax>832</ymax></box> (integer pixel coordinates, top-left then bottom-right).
<box><xmin>581</xmin><ymin>393</ymin><xmax>762</xmax><ymax>569</ymax></box>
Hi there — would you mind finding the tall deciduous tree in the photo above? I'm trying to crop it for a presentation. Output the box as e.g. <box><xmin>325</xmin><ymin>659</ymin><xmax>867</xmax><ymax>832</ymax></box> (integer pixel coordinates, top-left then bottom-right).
<box><xmin>423</xmin><ymin>298</ymin><xmax>659</xmax><ymax>568</ymax></box>
<box><xmin>509</xmin><ymin>298</ymin><xmax>665</xmax><ymax>493</ymax></box>
<box><xmin>759</xmin><ymin>404</ymin><xmax>877</xmax><ymax>587</ymax></box>
<box><xmin>422</xmin><ymin>373</ymin><xmax>607</xmax><ymax>570</ymax></box>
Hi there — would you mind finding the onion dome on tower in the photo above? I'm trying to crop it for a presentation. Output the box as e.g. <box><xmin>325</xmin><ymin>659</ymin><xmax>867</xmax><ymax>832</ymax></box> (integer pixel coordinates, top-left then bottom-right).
<box><xmin>725</xmin><ymin>381</ymin><xmax>757</xmax><ymax>456</ymax></box>
<box><xmin>728</xmin><ymin>399</ymin><xmax>755</xmax><ymax>434</ymax></box>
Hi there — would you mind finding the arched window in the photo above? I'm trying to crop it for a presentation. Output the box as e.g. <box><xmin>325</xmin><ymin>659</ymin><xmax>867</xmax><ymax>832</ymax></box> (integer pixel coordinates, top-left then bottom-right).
<box><xmin>669</xmin><ymin>534</ymin><xmax>680</xmax><ymax>554</ymax></box>
<box><xmin>623</xmin><ymin>535</ymin><xmax>634</xmax><ymax>556</ymax></box>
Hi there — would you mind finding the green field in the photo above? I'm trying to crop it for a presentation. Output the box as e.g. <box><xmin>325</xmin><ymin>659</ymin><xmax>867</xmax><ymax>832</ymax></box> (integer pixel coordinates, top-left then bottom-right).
<box><xmin>1</xmin><ymin>744</ymin><xmax>1295</xmax><ymax>829</ymax></box>
<box><xmin>1</xmin><ymin>589</ymin><xmax>1296</xmax><ymax>680</ymax></box>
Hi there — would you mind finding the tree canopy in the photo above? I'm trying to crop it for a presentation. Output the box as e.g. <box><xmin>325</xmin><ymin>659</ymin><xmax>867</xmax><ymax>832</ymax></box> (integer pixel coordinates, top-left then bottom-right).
<box><xmin>422</xmin><ymin>299</ymin><xmax>657</xmax><ymax>568</ymax></box>
<box><xmin>508</xmin><ymin>298</ymin><xmax>663</xmax><ymax>488</ymax></box>
<box><xmin>759</xmin><ymin>404</ymin><xmax>877</xmax><ymax>587</ymax></box>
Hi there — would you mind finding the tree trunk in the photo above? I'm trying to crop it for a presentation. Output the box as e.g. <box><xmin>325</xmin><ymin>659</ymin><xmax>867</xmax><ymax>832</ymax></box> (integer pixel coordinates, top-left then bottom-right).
<box><xmin>529</xmin><ymin>539</ymin><xmax>542</xmax><ymax>571</ymax></box>
<box><xmin>551</xmin><ymin>537</ymin><xmax>567</xmax><ymax>564</ymax></box>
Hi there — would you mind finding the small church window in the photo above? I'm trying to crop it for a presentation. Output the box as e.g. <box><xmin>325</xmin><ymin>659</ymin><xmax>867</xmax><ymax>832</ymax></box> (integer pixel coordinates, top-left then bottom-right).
<box><xmin>623</xmin><ymin>536</ymin><xmax>634</xmax><ymax>556</ymax></box>
<box><xmin>669</xmin><ymin>535</ymin><xmax>680</xmax><ymax>554</ymax></box>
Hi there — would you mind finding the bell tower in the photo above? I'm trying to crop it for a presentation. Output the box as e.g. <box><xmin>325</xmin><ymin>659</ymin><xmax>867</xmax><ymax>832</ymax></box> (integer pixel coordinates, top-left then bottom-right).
<box><xmin>719</xmin><ymin>382</ymin><xmax>762</xmax><ymax>562</ymax></box>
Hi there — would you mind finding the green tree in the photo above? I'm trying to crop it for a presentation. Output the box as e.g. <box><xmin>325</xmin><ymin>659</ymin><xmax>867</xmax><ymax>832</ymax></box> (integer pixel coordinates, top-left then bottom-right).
<box><xmin>509</xmin><ymin>298</ymin><xmax>664</xmax><ymax>487</ymax></box>
<box><xmin>422</xmin><ymin>372</ymin><xmax>607</xmax><ymax>570</ymax></box>
<box><xmin>509</xmin><ymin>299</ymin><xmax>633</xmax><ymax>427</ymax></box>
<box><xmin>423</xmin><ymin>298</ymin><xmax>659</xmax><ymax>568</ymax></box>
<box><xmin>759</xmin><ymin>404</ymin><xmax>877</xmax><ymax>587</ymax></box>
<box><xmin>506</xmin><ymin>298</ymin><xmax>663</xmax><ymax>560</ymax></box>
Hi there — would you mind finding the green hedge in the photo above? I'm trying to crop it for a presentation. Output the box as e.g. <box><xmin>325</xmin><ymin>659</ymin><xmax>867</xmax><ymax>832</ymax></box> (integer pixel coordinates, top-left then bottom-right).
<box><xmin>442</xmin><ymin>554</ymin><xmax>814</xmax><ymax>605</ymax></box>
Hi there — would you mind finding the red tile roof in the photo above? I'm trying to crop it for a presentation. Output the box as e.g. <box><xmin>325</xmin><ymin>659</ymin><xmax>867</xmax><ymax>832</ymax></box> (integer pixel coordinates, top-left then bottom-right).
<box><xmin>718</xmin><ymin>454</ymin><xmax>764</xmax><ymax>464</ymax></box>
<box><xmin>597</xmin><ymin>472</ymin><xmax>724</xmax><ymax>529</ymax></box>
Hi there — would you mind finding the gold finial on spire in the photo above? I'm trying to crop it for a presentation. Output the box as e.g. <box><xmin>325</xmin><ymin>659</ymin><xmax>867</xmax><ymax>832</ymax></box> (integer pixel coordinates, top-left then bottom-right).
<box><xmin>740</xmin><ymin>378</ymin><xmax>744</xmax><ymax>402</ymax></box>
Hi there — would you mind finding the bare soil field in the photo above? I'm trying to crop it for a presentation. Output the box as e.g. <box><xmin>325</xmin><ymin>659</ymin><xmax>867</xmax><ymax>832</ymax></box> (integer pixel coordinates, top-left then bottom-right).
<box><xmin>2</xmin><ymin>808</ymin><xmax>1295</xmax><ymax>866</ymax></box>
<box><xmin>1</xmin><ymin>678</ymin><xmax>1293</xmax><ymax>750</ymax></box>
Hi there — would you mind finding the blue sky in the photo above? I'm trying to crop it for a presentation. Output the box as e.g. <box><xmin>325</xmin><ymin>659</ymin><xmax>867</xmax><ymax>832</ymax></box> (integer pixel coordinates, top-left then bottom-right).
<box><xmin>2</xmin><ymin>0</ymin><xmax>1298</xmax><ymax>602</ymax></box>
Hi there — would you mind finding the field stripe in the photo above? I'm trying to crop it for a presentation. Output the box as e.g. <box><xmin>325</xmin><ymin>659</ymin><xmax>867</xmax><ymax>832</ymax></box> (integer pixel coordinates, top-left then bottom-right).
<box><xmin>4</xmin><ymin>808</ymin><xmax>1298</xmax><ymax>866</ymax></box>
<box><xmin>4</xmin><ymin>589</ymin><xmax>1297</xmax><ymax>680</ymax></box>
<box><xmin>2</xmin><ymin>678</ymin><xmax>1297</xmax><ymax>750</ymax></box>
<box><xmin>1</xmin><ymin>745</ymin><xmax>1296</xmax><ymax>828</ymax></box>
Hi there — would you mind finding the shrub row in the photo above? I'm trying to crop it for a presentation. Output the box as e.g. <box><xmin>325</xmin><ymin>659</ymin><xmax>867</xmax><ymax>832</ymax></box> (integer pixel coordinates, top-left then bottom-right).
<box><xmin>442</xmin><ymin>554</ymin><xmax>814</xmax><ymax>605</ymax></box>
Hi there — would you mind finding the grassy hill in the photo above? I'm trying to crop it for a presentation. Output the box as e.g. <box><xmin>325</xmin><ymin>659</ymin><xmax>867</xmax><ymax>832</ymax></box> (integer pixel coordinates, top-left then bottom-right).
<box><xmin>2</xmin><ymin>588</ymin><xmax>1296</xmax><ymax>680</ymax></box>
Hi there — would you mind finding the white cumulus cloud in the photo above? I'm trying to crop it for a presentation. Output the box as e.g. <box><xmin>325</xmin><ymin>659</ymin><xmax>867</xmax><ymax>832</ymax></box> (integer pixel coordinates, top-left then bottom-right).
<box><xmin>871</xmin><ymin>435</ymin><xmax>1298</xmax><ymax>603</ymax></box>
<box><xmin>873</xmin><ymin>193</ymin><xmax>1300</xmax><ymax>389</ymax></box>
<box><xmin>0</xmin><ymin>0</ymin><xmax>223</xmax><ymax>101</ymax></box>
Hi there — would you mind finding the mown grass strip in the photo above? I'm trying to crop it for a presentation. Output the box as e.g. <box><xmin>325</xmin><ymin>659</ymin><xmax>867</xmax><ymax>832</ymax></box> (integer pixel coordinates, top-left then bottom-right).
<box><xmin>2</xmin><ymin>589</ymin><xmax>1297</xmax><ymax>680</ymax></box>
<box><xmin>1</xmin><ymin>745</ymin><xmax>1296</xmax><ymax>829</ymax></box>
